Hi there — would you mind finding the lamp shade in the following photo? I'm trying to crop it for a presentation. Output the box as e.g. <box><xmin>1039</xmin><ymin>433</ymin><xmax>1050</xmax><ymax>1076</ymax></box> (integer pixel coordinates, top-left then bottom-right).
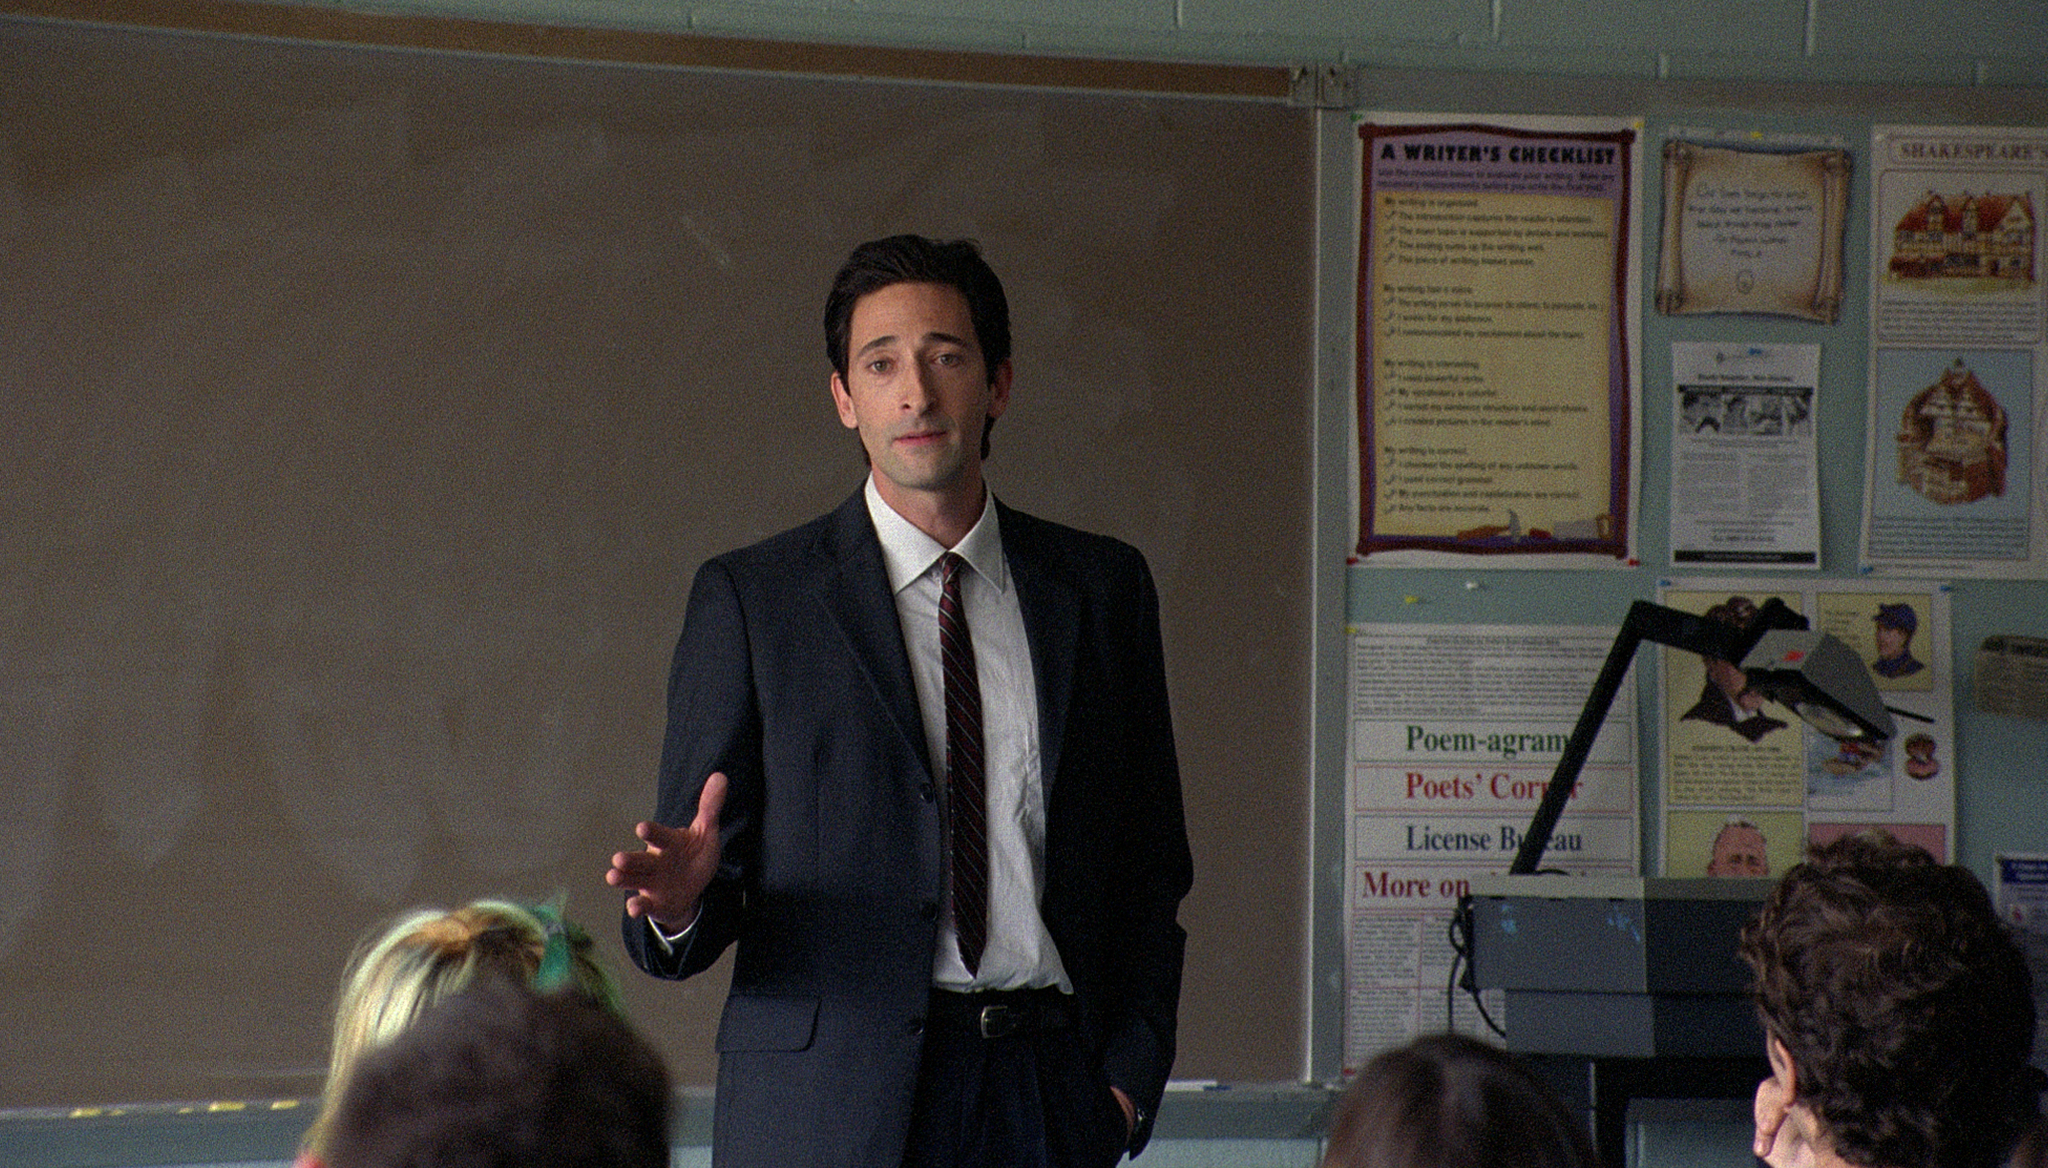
<box><xmin>1740</xmin><ymin>629</ymin><xmax>1896</xmax><ymax>743</ymax></box>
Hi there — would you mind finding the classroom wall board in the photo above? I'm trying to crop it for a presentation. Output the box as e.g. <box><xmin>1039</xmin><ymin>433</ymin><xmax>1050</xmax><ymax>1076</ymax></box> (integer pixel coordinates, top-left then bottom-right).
<box><xmin>0</xmin><ymin>16</ymin><xmax>1317</xmax><ymax>1107</ymax></box>
<box><xmin>1311</xmin><ymin>79</ymin><xmax>2048</xmax><ymax>1079</ymax></box>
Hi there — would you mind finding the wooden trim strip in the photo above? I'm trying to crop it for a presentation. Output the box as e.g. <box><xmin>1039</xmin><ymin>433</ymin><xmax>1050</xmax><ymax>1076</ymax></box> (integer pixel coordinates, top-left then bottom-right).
<box><xmin>1</xmin><ymin>0</ymin><xmax>1294</xmax><ymax>99</ymax></box>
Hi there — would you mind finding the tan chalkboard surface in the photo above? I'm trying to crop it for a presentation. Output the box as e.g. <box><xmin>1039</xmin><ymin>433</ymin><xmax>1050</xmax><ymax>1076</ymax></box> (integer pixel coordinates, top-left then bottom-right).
<box><xmin>0</xmin><ymin>16</ymin><xmax>1314</xmax><ymax>1106</ymax></box>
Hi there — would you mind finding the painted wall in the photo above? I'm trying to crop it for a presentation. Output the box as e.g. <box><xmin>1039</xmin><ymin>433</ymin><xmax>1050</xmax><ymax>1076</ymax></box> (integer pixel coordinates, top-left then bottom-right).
<box><xmin>247</xmin><ymin>0</ymin><xmax>2048</xmax><ymax>86</ymax></box>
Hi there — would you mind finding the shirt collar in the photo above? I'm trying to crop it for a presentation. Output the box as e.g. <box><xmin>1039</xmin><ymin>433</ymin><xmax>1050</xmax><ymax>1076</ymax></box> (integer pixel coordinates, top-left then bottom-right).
<box><xmin>863</xmin><ymin>475</ymin><xmax>1007</xmax><ymax>596</ymax></box>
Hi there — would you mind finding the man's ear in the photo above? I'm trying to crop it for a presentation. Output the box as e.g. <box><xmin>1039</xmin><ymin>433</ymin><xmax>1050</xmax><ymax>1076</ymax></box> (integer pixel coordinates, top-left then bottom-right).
<box><xmin>1754</xmin><ymin>1034</ymin><xmax>1801</xmax><ymax>1163</ymax></box>
<box><xmin>830</xmin><ymin>373</ymin><xmax>859</xmax><ymax>430</ymax></box>
<box><xmin>986</xmin><ymin>359</ymin><xmax>1013</xmax><ymax>419</ymax></box>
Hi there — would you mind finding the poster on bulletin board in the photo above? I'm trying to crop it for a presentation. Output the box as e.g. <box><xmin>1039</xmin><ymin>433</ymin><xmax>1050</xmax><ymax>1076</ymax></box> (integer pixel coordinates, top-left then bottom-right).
<box><xmin>1351</xmin><ymin>113</ymin><xmax>1643</xmax><ymax>568</ymax></box>
<box><xmin>1861</xmin><ymin>124</ymin><xmax>2048</xmax><ymax>578</ymax></box>
<box><xmin>1340</xmin><ymin>623</ymin><xmax>1639</xmax><ymax>1070</ymax></box>
<box><xmin>1657</xmin><ymin>578</ymin><xmax>1956</xmax><ymax>877</ymax></box>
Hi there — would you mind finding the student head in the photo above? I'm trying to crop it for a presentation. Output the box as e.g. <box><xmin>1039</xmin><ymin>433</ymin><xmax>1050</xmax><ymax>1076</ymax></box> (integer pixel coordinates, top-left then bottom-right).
<box><xmin>319</xmin><ymin>980</ymin><xmax>671</xmax><ymax>1168</ymax></box>
<box><xmin>1320</xmin><ymin>1033</ymin><xmax>1598</xmax><ymax>1168</ymax></box>
<box><xmin>302</xmin><ymin>898</ymin><xmax>622</xmax><ymax>1159</ymax></box>
<box><xmin>1708</xmin><ymin>818</ymin><xmax>1769</xmax><ymax>877</ymax></box>
<box><xmin>824</xmin><ymin>234</ymin><xmax>1013</xmax><ymax>459</ymax></box>
<box><xmin>1739</xmin><ymin>831</ymin><xmax>2042</xmax><ymax>1168</ymax></box>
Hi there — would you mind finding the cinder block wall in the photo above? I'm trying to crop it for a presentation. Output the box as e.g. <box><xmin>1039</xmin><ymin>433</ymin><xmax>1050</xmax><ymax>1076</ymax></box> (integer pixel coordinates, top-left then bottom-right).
<box><xmin>296</xmin><ymin>0</ymin><xmax>2047</xmax><ymax>86</ymax></box>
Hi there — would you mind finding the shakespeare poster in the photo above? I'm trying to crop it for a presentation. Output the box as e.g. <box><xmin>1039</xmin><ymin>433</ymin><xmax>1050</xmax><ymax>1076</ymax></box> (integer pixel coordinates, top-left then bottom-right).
<box><xmin>1354</xmin><ymin>114</ymin><xmax>1642</xmax><ymax>568</ymax></box>
<box><xmin>1862</xmin><ymin>125</ymin><xmax>2048</xmax><ymax>577</ymax></box>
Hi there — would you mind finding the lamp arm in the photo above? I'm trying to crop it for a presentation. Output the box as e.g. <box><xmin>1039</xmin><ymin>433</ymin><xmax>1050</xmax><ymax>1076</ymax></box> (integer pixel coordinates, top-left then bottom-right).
<box><xmin>1509</xmin><ymin>609</ymin><xmax>1643</xmax><ymax>874</ymax></box>
<box><xmin>1507</xmin><ymin>600</ymin><xmax>1772</xmax><ymax>874</ymax></box>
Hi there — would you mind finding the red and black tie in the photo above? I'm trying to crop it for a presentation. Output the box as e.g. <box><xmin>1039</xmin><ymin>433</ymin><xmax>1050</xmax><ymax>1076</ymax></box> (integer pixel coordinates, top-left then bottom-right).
<box><xmin>938</xmin><ymin>552</ymin><xmax>988</xmax><ymax>975</ymax></box>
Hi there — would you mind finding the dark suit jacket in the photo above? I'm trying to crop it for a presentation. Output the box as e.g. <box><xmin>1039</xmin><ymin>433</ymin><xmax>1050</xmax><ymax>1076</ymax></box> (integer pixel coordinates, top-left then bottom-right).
<box><xmin>1679</xmin><ymin>685</ymin><xmax>1788</xmax><ymax>743</ymax></box>
<box><xmin>623</xmin><ymin>490</ymin><xmax>1192</xmax><ymax>1168</ymax></box>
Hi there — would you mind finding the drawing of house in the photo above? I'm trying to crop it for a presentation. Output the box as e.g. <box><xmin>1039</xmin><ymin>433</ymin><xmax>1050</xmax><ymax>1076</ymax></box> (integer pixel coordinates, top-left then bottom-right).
<box><xmin>1897</xmin><ymin>357</ymin><xmax>2008</xmax><ymax>504</ymax></box>
<box><xmin>1889</xmin><ymin>190</ymin><xmax>2035</xmax><ymax>280</ymax></box>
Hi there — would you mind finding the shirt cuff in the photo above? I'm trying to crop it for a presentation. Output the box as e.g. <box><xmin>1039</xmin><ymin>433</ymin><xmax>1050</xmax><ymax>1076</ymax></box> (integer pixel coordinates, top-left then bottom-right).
<box><xmin>649</xmin><ymin>905</ymin><xmax>700</xmax><ymax>953</ymax></box>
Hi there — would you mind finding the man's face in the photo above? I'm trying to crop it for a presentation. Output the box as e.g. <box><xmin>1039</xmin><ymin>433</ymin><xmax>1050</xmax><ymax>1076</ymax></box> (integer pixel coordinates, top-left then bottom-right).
<box><xmin>830</xmin><ymin>281</ymin><xmax>1010</xmax><ymax>515</ymax></box>
<box><xmin>1708</xmin><ymin>826</ymin><xmax>1768</xmax><ymax>877</ymax></box>
<box><xmin>1875</xmin><ymin>625</ymin><xmax>1909</xmax><ymax>659</ymax></box>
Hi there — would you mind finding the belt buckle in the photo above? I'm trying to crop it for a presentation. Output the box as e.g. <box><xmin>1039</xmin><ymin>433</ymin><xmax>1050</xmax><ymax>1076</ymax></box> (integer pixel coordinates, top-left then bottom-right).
<box><xmin>978</xmin><ymin>1003</ymin><xmax>1019</xmax><ymax>1039</ymax></box>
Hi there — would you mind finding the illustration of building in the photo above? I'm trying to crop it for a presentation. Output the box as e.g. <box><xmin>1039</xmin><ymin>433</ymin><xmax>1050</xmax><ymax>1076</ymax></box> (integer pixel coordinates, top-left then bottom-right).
<box><xmin>1897</xmin><ymin>357</ymin><xmax>2008</xmax><ymax>504</ymax></box>
<box><xmin>1889</xmin><ymin>190</ymin><xmax>2036</xmax><ymax>280</ymax></box>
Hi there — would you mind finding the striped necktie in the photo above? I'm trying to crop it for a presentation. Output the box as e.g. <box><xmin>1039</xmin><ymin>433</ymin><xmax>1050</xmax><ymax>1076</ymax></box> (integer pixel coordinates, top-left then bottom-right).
<box><xmin>938</xmin><ymin>552</ymin><xmax>988</xmax><ymax>975</ymax></box>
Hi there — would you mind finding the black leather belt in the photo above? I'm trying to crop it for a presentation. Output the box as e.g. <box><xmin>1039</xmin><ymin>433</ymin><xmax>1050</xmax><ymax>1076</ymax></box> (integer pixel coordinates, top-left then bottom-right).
<box><xmin>927</xmin><ymin>986</ymin><xmax>1073</xmax><ymax>1039</ymax></box>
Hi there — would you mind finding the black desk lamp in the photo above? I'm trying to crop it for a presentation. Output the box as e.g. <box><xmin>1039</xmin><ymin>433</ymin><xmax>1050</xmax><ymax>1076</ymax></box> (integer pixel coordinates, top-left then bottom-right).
<box><xmin>1509</xmin><ymin>598</ymin><xmax>1897</xmax><ymax>874</ymax></box>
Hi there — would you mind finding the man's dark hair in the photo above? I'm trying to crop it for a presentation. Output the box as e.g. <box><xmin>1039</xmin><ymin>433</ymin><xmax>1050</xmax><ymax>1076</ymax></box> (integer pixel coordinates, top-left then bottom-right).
<box><xmin>823</xmin><ymin>234</ymin><xmax>1011</xmax><ymax>459</ymax></box>
<box><xmin>1738</xmin><ymin>831</ymin><xmax>2042</xmax><ymax>1168</ymax></box>
<box><xmin>326</xmin><ymin>978</ymin><xmax>671</xmax><ymax>1168</ymax></box>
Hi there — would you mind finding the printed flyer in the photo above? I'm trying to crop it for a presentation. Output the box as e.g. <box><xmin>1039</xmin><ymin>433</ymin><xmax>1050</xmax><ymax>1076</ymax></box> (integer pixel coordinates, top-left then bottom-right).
<box><xmin>1669</xmin><ymin>341</ymin><xmax>1822</xmax><ymax>567</ymax></box>
<box><xmin>1994</xmin><ymin>854</ymin><xmax>2048</xmax><ymax>1067</ymax></box>
<box><xmin>1343</xmin><ymin>624</ymin><xmax>1638</xmax><ymax>1070</ymax></box>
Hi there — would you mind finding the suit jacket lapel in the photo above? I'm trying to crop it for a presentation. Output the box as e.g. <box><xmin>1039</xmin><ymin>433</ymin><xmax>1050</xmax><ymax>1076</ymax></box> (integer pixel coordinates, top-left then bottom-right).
<box><xmin>998</xmin><ymin>501</ymin><xmax>1079</xmax><ymax>793</ymax></box>
<box><xmin>812</xmin><ymin>490</ymin><xmax>934</xmax><ymax>779</ymax></box>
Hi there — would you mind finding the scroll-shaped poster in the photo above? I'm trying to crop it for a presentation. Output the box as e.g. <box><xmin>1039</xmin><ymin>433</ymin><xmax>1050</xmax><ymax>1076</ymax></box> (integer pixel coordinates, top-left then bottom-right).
<box><xmin>1656</xmin><ymin>141</ymin><xmax>1851</xmax><ymax>323</ymax></box>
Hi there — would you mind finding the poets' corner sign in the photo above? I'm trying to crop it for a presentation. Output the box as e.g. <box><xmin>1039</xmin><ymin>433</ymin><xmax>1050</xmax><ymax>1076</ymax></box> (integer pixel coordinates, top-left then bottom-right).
<box><xmin>1354</xmin><ymin>115</ymin><xmax>1642</xmax><ymax>569</ymax></box>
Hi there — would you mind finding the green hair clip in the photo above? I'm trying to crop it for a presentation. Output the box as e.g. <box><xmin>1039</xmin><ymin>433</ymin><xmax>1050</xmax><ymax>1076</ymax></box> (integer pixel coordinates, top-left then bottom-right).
<box><xmin>530</xmin><ymin>899</ymin><xmax>575</xmax><ymax>994</ymax></box>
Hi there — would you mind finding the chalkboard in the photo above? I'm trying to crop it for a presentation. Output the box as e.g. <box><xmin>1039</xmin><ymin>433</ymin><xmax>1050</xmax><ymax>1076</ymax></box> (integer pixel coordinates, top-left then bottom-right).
<box><xmin>0</xmin><ymin>15</ymin><xmax>1315</xmax><ymax>1106</ymax></box>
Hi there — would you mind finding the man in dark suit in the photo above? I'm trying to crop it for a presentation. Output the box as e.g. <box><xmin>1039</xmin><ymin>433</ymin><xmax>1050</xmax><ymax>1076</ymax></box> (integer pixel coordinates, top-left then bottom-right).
<box><xmin>606</xmin><ymin>236</ymin><xmax>1191</xmax><ymax>1168</ymax></box>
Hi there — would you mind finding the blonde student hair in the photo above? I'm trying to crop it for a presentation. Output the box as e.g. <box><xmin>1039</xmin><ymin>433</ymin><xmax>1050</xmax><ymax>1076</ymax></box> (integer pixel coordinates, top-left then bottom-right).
<box><xmin>301</xmin><ymin>897</ymin><xmax>621</xmax><ymax>1159</ymax></box>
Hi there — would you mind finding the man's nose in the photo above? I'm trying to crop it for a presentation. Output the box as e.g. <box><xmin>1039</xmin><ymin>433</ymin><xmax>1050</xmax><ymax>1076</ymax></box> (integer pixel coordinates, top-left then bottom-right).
<box><xmin>903</xmin><ymin>363</ymin><xmax>937</xmax><ymax>411</ymax></box>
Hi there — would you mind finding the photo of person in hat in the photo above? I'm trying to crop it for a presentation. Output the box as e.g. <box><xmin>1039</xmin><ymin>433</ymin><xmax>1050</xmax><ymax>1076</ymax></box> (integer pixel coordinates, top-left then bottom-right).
<box><xmin>1871</xmin><ymin>603</ymin><xmax>1925</xmax><ymax>679</ymax></box>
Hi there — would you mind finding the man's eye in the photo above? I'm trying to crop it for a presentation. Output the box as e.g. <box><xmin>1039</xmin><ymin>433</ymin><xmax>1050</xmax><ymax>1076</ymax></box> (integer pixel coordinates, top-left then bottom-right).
<box><xmin>934</xmin><ymin>353</ymin><xmax>962</xmax><ymax>367</ymax></box>
<box><xmin>866</xmin><ymin>358</ymin><xmax>894</xmax><ymax>375</ymax></box>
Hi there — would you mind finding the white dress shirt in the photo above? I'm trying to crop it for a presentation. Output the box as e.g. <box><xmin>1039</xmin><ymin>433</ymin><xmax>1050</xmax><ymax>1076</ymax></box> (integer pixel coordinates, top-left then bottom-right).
<box><xmin>864</xmin><ymin>476</ymin><xmax>1071</xmax><ymax>993</ymax></box>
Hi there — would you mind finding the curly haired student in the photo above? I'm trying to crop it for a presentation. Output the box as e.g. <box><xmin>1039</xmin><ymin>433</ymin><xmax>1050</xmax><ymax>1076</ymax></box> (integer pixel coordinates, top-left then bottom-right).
<box><xmin>1740</xmin><ymin>832</ymin><xmax>2045</xmax><ymax>1168</ymax></box>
